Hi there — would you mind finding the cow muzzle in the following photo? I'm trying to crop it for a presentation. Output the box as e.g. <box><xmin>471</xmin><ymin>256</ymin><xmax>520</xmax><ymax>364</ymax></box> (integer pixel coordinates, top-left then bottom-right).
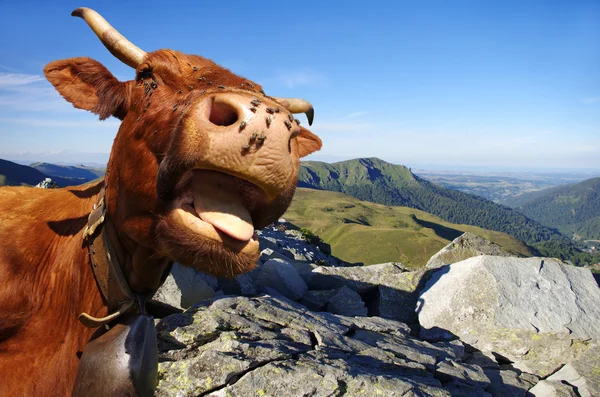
<box><xmin>154</xmin><ymin>92</ymin><xmax>302</xmax><ymax>273</ymax></box>
<box><xmin>157</xmin><ymin>92</ymin><xmax>302</xmax><ymax>203</ymax></box>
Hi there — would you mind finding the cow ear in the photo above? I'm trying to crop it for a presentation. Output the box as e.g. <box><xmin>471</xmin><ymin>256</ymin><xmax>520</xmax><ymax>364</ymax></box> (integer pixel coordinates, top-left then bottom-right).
<box><xmin>296</xmin><ymin>127</ymin><xmax>322</xmax><ymax>158</ymax></box>
<box><xmin>44</xmin><ymin>57</ymin><xmax>130</xmax><ymax>120</ymax></box>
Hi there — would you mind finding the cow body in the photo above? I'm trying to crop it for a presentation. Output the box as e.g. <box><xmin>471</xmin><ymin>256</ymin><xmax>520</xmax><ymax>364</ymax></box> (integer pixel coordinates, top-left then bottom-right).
<box><xmin>0</xmin><ymin>183</ymin><xmax>106</xmax><ymax>395</ymax></box>
<box><xmin>0</xmin><ymin>8</ymin><xmax>321</xmax><ymax>396</ymax></box>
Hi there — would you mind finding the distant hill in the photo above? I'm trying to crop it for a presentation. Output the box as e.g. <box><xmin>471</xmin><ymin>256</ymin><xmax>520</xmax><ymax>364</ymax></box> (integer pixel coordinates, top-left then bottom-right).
<box><xmin>30</xmin><ymin>162</ymin><xmax>105</xmax><ymax>184</ymax></box>
<box><xmin>0</xmin><ymin>159</ymin><xmax>51</xmax><ymax>187</ymax></box>
<box><xmin>504</xmin><ymin>177</ymin><xmax>600</xmax><ymax>240</ymax></box>
<box><xmin>298</xmin><ymin>158</ymin><xmax>596</xmax><ymax>265</ymax></box>
<box><xmin>416</xmin><ymin>171</ymin><xmax>589</xmax><ymax>203</ymax></box>
<box><xmin>284</xmin><ymin>188</ymin><xmax>533</xmax><ymax>268</ymax></box>
<box><xmin>0</xmin><ymin>159</ymin><xmax>91</xmax><ymax>187</ymax></box>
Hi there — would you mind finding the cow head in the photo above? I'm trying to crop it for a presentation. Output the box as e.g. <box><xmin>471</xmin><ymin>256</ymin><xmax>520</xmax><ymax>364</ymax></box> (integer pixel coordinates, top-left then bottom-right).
<box><xmin>44</xmin><ymin>8</ymin><xmax>322</xmax><ymax>291</ymax></box>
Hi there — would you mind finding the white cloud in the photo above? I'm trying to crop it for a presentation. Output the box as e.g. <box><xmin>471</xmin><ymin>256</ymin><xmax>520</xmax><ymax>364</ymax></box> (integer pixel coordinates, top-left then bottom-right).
<box><xmin>0</xmin><ymin>64</ymin><xmax>20</xmax><ymax>73</ymax></box>
<box><xmin>0</xmin><ymin>117</ymin><xmax>120</xmax><ymax>128</ymax></box>
<box><xmin>340</xmin><ymin>111</ymin><xmax>368</xmax><ymax>120</ymax></box>
<box><xmin>0</xmin><ymin>72</ymin><xmax>71</xmax><ymax>112</ymax></box>
<box><xmin>0</xmin><ymin>72</ymin><xmax>45</xmax><ymax>87</ymax></box>
<box><xmin>276</xmin><ymin>69</ymin><xmax>324</xmax><ymax>88</ymax></box>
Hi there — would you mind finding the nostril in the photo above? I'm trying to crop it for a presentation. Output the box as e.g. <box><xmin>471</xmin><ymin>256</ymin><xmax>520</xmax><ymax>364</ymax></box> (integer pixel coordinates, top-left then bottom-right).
<box><xmin>288</xmin><ymin>130</ymin><xmax>299</xmax><ymax>153</ymax></box>
<box><xmin>209</xmin><ymin>101</ymin><xmax>238</xmax><ymax>126</ymax></box>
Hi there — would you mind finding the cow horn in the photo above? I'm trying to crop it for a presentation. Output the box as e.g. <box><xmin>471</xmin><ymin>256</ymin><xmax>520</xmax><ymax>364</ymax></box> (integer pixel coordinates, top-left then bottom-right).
<box><xmin>272</xmin><ymin>97</ymin><xmax>314</xmax><ymax>126</ymax></box>
<box><xmin>71</xmin><ymin>7</ymin><xmax>146</xmax><ymax>68</ymax></box>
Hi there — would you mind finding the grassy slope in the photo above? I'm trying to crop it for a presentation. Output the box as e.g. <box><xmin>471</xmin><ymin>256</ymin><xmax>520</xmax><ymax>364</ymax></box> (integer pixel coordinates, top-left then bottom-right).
<box><xmin>299</xmin><ymin>158</ymin><xmax>565</xmax><ymax>246</ymax></box>
<box><xmin>284</xmin><ymin>188</ymin><xmax>532</xmax><ymax>269</ymax></box>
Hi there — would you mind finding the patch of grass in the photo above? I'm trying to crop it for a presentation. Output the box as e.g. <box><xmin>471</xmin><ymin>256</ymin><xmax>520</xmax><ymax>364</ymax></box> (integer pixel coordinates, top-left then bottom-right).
<box><xmin>284</xmin><ymin>188</ymin><xmax>533</xmax><ymax>269</ymax></box>
<box><xmin>300</xmin><ymin>228</ymin><xmax>322</xmax><ymax>245</ymax></box>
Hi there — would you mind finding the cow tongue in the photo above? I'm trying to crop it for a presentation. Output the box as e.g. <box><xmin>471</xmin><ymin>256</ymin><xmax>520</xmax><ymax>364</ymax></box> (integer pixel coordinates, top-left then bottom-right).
<box><xmin>191</xmin><ymin>178</ymin><xmax>255</xmax><ymax>242</ymax></box>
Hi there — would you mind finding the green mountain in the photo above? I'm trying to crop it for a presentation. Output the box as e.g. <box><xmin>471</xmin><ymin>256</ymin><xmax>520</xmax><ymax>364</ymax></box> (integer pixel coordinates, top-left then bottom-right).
<box><xmin>504</xmin><ymin>177</ymin><xmax>600</xmax><ymax>240</ymax></box>
<box><xmin>298</xmin><ymin>158</ymin><xmax>597</xmax><ymax>265</ymax></box>
<box><xmin>284</xmin><ymin>188</ymin><xmax>533</xmax><ymax>268</ymax></box>
<box><xmin>30</xmin><ymin>162</ymin><xmax>105</xmax><ymax>184</ymax></box>
<box><xmin>0</xmin><ymin>159</ymin><xmax>87</xmax><ymax>187</ymax></box>
<box><xmin>0</xmin><ymin>159</ymin><xmax>52</xmax><ymax>187</ymax></box>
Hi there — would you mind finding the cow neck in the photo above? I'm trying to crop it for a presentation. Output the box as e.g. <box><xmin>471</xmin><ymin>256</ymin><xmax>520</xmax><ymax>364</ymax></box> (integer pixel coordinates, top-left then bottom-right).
<box><xmin>79</xmin><ymin>187</ymin><xmax>152</xmax><ymax>328</ymax></box>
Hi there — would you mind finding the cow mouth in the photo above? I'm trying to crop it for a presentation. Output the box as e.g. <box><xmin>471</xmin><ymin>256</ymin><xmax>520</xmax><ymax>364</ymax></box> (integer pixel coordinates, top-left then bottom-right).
<box><xmin>169</xmin><ymin>169</ymin><xmax>261</xmax><ymax>254</ymax></box>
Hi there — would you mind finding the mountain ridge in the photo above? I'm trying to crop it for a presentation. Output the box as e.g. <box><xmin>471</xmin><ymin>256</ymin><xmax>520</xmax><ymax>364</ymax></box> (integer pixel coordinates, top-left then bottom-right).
<box><xmin>504</xmin><ymin>177</ymin><xmax>600</xmax><ymax>240</ymax></box>
<box><xmin>298</xmin><ymin>157</ymin><xmax>596</xmax><ymax>265</ymax></box>
<box><xmin>0</xmin><ymin>159</ymin><xmax>93</xmax><ymax>187</ymax></box>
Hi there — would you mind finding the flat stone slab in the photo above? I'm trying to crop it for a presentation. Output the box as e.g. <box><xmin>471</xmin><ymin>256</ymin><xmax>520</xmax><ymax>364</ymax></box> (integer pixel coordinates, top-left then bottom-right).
<box><xmin>419</xmin><ymin>255</ymin><xmax>600</xmax><ymax>376</ymax></box>
<box><xmin>155</xmin><ymin>295</ymin><xmax>475</xmax><ymax>396</ymax></box>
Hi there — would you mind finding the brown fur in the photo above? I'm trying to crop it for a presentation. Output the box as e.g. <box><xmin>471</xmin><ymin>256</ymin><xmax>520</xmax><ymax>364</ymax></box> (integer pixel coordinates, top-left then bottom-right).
<box><xmin>0</xmin><ymin>46</ymin><xmax>321</xmax><ymax>395</ymax></box>
<box><xmin>0</xmin><ymin>183</ymin><xmax>107</xmax><ymax>396</ymax></box>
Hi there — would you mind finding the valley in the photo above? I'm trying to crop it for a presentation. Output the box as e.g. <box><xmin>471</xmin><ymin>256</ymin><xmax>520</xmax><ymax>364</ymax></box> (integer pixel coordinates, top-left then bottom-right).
<box><xmin>415</xmin><ymin>169</ymin><xmax>595</xmax><ymax>203</ymax></box>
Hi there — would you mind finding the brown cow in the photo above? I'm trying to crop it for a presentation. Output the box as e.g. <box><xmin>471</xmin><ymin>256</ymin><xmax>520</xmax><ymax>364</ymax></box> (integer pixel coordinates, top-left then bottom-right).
<box><xmin>0</xmin><ymin>8</ymin><xmax>321</xmax><ymax>396</ymax></box>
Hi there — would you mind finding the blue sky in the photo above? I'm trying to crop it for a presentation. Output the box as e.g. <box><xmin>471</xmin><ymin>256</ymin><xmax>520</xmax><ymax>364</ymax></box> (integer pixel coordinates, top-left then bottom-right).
<box><xmin>0</xmin><ymin>1</ymin><xmax>599</xmax><ymax>171</ymax></box>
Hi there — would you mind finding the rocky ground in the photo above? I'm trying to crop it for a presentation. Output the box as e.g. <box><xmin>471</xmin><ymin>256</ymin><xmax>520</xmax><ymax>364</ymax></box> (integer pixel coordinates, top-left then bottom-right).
<box><xmin>152</xmin><ymin>221</ymin><xmax>600</xmax><ymax>397</ymax></box>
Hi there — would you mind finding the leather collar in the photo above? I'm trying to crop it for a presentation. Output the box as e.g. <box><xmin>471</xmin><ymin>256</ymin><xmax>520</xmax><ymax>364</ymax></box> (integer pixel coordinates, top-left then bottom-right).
<box><xmin>79</xmin><ymin>188</ymin><xmax>150</xmax><ymax>328</ymax></box>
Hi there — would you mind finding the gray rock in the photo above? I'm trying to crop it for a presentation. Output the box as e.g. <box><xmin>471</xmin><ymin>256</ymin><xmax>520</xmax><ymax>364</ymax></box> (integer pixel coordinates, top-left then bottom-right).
<box><xmin>435</xmin><ymin>359</ymin><xmax>491</xmax><ymax>389</ymax></box>
<box><xmin>318</xmin><ymin>241</ymin><xmax>331</xmax><ymax>255</ymax></box>
<box><xmin>565</xmin><ymin>342</ymin><xmax>600</xmax><ymax>397</ymax></box>
<box><xmin>307</xmin><ymin>262</ymin><xmax>407</xmax><ymax>293</ymax></box>
<box><xmin>326</xmin><ymin>286</ymin><xmax>368</xmax><ymax>316</ymax></box>
<box><xmin>153</xmin><ymin>262</ymin><xmax>215</xmax><ymax>310</ymax></box>
<box><xmin>376</xmin><ymin>270</ymin><xmax>426</xmax><ymax>324</ymax></box>
<box><xmin>305</xmin><ymin>263</ymin><xmax>425</xmax><ymax>324</ymax></box>
<box><xmin>426</xmin><ymin>232</ymin><xmax>517</xmax><ymax>270</ymax></box>
<box><xmin>281</xmin><ymin>246</ymin><xmax>311</xmax><ymax>261</ymax></box>
<box><xmin>546</xmin><ymin>364</ymin><xmax>591</xmax><ymax>397</ymax></box>
<box><xmin>444</xmin><ymin>381</ymin><xmax>492</xmax><ymax>397</ymax></box>
<box><xmin>286</xmin><ymin>259</ymin><xmax>318</xmax><ymax>282</ymax></box>
<box><xmin>529</xmin><ymin>380</ymin><xmax>579</xmax><ymax>397</ymax></box>
<box><xmin>259</xmin><ymin>248</ymin><xmax>291</xmax><ymax>264</ymax></box>
<box><xmin>419</xmin><ymin>256</ymin><xmax>600</xmax><ymax>376</ymax></box>
<box><xmin>281</xmin><ymin>246</ymin><xmax>296</xmax><ymax>260</ymax></box>
<box><xmin>258</xmin><ymin>236</ymin><xmax>279</xmax><ymax>252</ymax></box>
<box><xmin>484</xmin><ymin>369</ymin><xmax>534</xmax><ymax>397</ymax></box>
<box><xmin>156</xmin><ymin>295</ymin><xmax>454</xmax><ymax>397</ymax></box>
<box><xmin>299</xmin><ymin>289</ymin><xmax>339</xmax><ymax>311</ymax></box>
<box><xmin>464</xmin><ymin>351</ymin><xmax>499</xmax><ymax>369</ymax></box>
<box><xmin>218</xmin><ymin>273</ymin><xmax>256</xmax><ymax>296</ymax></box>
<box><xmin>255</xmin><ymin>259</ymin><xmax>308</xmax><ymax>300</ymax></box>
<box><xmin>433</xmin><ymin>340</ymin><xmax>466</xmax><ymax>361</ymax></box>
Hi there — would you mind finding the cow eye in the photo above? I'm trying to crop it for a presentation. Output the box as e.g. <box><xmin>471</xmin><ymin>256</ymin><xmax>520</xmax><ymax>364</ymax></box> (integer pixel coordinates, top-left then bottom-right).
<box><xmin>136</xmin><ymin>64</ymin><xmax>153</xmax><ymax>81</ymax></box>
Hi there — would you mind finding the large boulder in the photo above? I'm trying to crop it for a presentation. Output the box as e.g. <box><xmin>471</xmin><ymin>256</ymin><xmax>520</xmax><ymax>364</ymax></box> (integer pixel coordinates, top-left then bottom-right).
<box><xmin>153</xmin><ymin>262</ymin><xmax>216</xmax><ymax>310</ymax></box>
<box><xmin>418</xmin><ymin>255</ymin><xmax>600</xmax><ymax>377</ymax></box>
<box><xmin>307</xmin><ymin>263</ymin><xmax>425</xmax><ymax>324</ymax></box>
<box><xmin>325</xmin><ymin>286</ymin><xmax>368</xmax><ymax>316</ymax></box>
<box><xmin>426</xmin><ymin>232</ymin><xmax>516</xmax><ymax>270</ymax></box>
<box><xmin>255</xmin><ymin>259</ymin><xmax>308</xmax><ymax>300</ymax></box>
<box><xmin>307</xmin><ymin>262</ymin><xmax>408</xmax><ymax>293</ymax></box>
